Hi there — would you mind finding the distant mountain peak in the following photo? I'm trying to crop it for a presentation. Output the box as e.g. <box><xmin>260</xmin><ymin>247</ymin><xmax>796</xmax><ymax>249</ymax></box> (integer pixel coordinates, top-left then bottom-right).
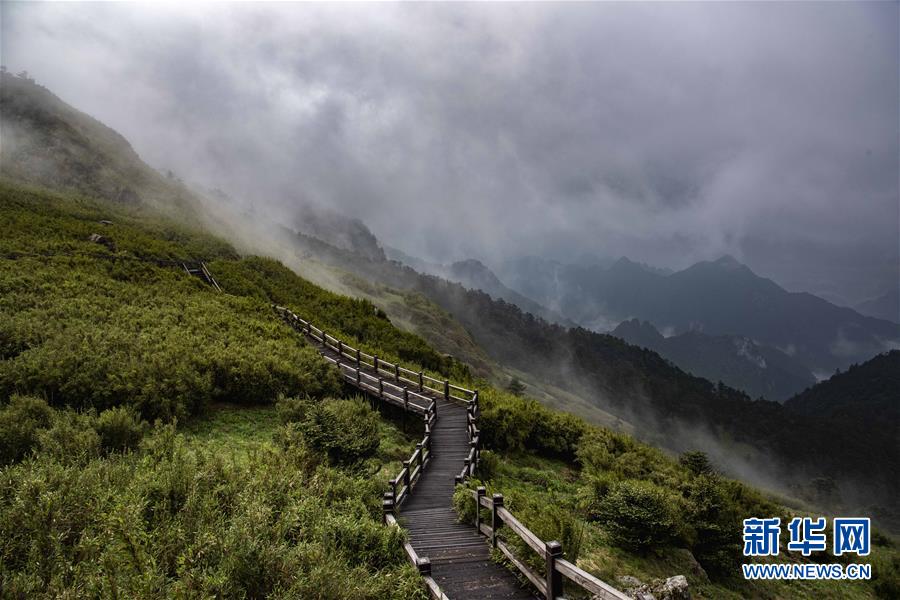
<box><xmin>612</xmin><ymin>318</ymin><xmax>665</xmax><ymax>344</ymax></box>
<box><xmin>712</xmin><ymin>254</ymin><xmax>745</xmax><ymax>270</ymax></box>
<box><xmin>448</xmin><ymin>259</ymin><xmax>505</xmax><ymax>289</ymax></box>
<box><xmin>609</xmin><ymin>256</ymin><xmax>665</xmax><ymax>275</ymax></box>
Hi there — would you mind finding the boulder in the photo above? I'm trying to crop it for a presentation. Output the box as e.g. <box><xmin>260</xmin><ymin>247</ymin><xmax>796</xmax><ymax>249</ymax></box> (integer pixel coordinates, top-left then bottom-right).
<box><xmin>88</xmin><ymin>233</ymin><xmax>116</xmax><ymax>251</ymax></box>
<box><xmin>653</xmin><ymin>575</ymin><xmax>690</xmax><ymax>600</ymax></box>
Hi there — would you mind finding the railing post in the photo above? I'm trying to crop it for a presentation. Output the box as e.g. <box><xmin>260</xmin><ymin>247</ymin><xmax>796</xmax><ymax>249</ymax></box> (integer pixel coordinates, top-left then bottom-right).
<box><xmin>321</xmin><ymin>330</ymin><xmax>327</xmax><ymax>347</ymax></box>
<box><xmin>374</xmin><ymin>355</ymin><xmax>379</xmax><ymax>372</ymax></box>
<box><xmin>394</xmin><ymin>363</ymin><xmax>400</xmax><ymax>383</ymax></box>
<box><xmin>416</xmin><ymin>557</ymin><xmax>431</xmax><ymax>576</ymax></box>
<box><xmin>338</xmin><ymin>340</ymin><xmax>343</xmax><ymax>357</ymax></box>
<box><xmin>389</xmin><ymin>479</ymin><xmax>397</xmax><ymax>504</ymax></box>
<box><xmin>491</xmin><ymin>494</ymin><xmax>503</xmax><ymax>548</ymax></box>
<box><xmin>546</xmin><ymin>541</ymin><xmax>563</xmax><ymax>599</ymax></box>
<box><xmin>469</xmin><ymin>440</ymin><xmax>477</xmax><ymax>475</ymax></box>
<box><xmin>356</xmin><ymin>367</ymin><xmax>361</xmax><ymax>387</ymax></box>
<box><xmin>444</xmin><ymin>380</ymin><xmax>449</xmax><ymax>401</ymax></box>
<box><xmin>382</xmin><ymin>492</ymin><xmax>395</xmax><ymax>521</ymax></box>
<box><xmin>378</xmin><ymin>378</ymin><xmax>384</xmax><ymax>398</ymax></box>
<box><xmin>476</xmin><ymin>486</ymin><xmax>486</xmax><ymax>531</ymax></box>
<box><xmin>416</xmin><ymin>443</ymin><xmax>423</xmax><ymax>469</ymax></box>
<box><xmin>403</xmin><ymin>388</ymin><xmax>409</xmax><ymax>412</ymax></box>
<box><xmin>403</xmin><ymin>460</ymin><xmax>411</xmax><ymax>490</ymax></box>
<box><xmin>418</xmin><ymin>372</ymin><xmax>424</xmax><ymax>392</ymax></box>
<box><xmin>306</xmin><ymin>321</ymin><xmax>311</xmax><ymax>335</ymax></box>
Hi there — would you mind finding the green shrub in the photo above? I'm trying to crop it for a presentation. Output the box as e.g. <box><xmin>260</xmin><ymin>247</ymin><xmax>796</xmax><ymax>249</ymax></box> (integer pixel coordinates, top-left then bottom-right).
<box><xmin>94</xmin><ymin>406</ymin><xmax>146</xmax><ymax>453</ymax></box>
<box><xmin>0</xmin><ymin>395</ymin><xmax>53</xmax><ymax>464</ymax></box>
<box><xmin>298</xmin><ymin>397</ymin><xmax>380</xmax><ymax>466</ymax></box>
<box><xmin>681</xmin><ymin>475</ymin><xmax>740</xmax><ymax>575</ymax></box>
<box><xmin>276</xmin><ymin>394</ymin><xmax>312</xmax><ymax>424</ymax></box>
<box><xmin>680</xmin><ymin>450</ymin><xmax>714</xmax><ymax>476</ymax></box>
<box><xmin>575</xmin><ymin>428</ymin><xmax>635</xmax><ymax>474</ymax></box>
<box><xmin>37</xmin><ymin>410</ymin><xmax>101</xmax><ymax>463</ymax></box>
<box><xmin>478</xmin><ymin>387</ymin><xmax>584</xmax><ymax>459</ymax></box>
<box><xmin>594</xmin><ymin>480</ymin><xmax>676</xmax><ymax>551</ymax></box>
<box><xmin>475</xmin><ymin>450</ymin><xmax>500</xmax><ymax>480</ymax></box>
<box><xmin>453</xmin><ymin>484</ymin><xmax>479</xmax><ymax>525</ymax></box>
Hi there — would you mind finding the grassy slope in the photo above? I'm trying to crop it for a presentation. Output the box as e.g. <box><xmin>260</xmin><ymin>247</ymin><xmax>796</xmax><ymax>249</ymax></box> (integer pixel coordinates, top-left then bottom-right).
<box><xmin>0</xmin><ymin>182</ymin><xmax>431</xmax><ymax>598</ymax></box>
<box><xmin>2</xmin><ymin>180</ymin><xmax>897</xmax><ymax>598</ymax></box>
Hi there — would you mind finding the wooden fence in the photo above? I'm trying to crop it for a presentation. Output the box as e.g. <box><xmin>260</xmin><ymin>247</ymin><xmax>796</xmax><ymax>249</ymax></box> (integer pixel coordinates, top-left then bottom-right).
<box><xmin>458</xmin><ymin>488</ymin><xmax>630</xmax><ymax>600</ymax></box>
<box><xmin>275</xmin><ymin>305</ymin><xmax>626</xmax><ymax>600</ymax></box>
<box><xmin>275</xmin><ymin>305</ymin><xmax>474</xmax><ymax>596</ymax></box>
<box><xmin>454</xmin><ymin>373</ymin><xmax>629</xmax><ymax>599</ymax></box>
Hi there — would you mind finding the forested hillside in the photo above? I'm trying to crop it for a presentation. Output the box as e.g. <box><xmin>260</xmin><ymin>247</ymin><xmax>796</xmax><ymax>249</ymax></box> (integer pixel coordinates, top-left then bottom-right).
<box><xmin>280</xmin><ymin>231</ymin><xmax>900</xmax><ymax>523</ymax></box>
<box><xmin>612</xmin><ymin>319</ymin><xmax>816</xmax><ymax>402</ymax></box>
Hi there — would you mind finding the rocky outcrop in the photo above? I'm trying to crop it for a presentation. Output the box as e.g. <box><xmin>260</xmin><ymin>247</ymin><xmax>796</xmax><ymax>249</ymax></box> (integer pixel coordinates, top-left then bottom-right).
<box><xmin>618</xmin><ymin>574</ymin><xmax>691</xmax><ymax>600</ymax></box>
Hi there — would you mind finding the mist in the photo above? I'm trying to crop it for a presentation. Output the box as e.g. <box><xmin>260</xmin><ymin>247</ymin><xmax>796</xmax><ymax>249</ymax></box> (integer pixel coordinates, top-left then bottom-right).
<box><xmin>2</xmin><ymin>2</ymin><xmax>898</xmax><ymax>305</ymax></box>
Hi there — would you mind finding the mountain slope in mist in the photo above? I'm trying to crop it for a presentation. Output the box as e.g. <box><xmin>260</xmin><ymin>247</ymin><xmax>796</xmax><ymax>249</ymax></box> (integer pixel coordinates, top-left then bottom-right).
<box><xmin>280</xmin><ymin>227</ymin><xmax>900</xmax><ymax>520</ymax></box>
<box><xmin>0</xmin><ymin>71</ymin><xmax>202</xmax><ymax>217</ymax></box>
<box><xmin>294</xmin><ymin>203</ymin><xmax>386</xmax><ymax>262</ymax></box>
<box><xmin>612</xmin><ymin>319</ymin><xmax>816</xmax><ymax>402</ymax></box>
<box><xmin>4</xmin><ymin>71</ymin><xmax>896</xmax><ymax>530</ymax></box>
<box><xmin>855</xmin><ymin>289</ymin><xmax>900</xmax><ymax>323</ymax></box>
<box><xmin>385</xmin><ymin>248</ymin><xmax>572</xmax><ymax>327</ymax></box>
<box><xmin>500</xmin><ymin>254</ymin><xmax>900</xmax><ymax>374</ymax></box>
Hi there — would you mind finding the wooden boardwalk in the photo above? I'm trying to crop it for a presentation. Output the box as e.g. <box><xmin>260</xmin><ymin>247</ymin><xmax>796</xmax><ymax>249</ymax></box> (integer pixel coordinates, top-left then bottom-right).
<box><xmin>276</xmin><ymin>307</ymin><xmax>535</xmax><ymax>599</ymax></box>
<box><xmin>274</xmin><ymin>306</ymin><xmax>627</xmax><ymax>600</ymax></box>
<box><xmin>400</xmin><ymin>396</ymin><xmax>536</xmax><ymax>599</ymax></box>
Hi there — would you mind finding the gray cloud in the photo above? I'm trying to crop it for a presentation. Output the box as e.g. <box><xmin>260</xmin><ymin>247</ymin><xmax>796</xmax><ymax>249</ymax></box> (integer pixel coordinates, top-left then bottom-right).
<box><xmin>2</xmin><ymin>1</ymin><xmax>897</xmax><ymax>304</ymax></box>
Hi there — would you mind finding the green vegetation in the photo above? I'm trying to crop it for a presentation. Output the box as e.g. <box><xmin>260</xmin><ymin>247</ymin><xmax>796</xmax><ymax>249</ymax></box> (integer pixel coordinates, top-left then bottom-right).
<box><xmin>0</xmin><ymin>182</ymin><xmax>431</xmax><ymax>597</ymax></box>
<box><xmin>457</xmin><ymin>386</ymin><xmax>899</xmax><ymax>598</ymax></box>
<box><xmin>0</xmin><ymin>399</ymin><xmax>425</xmax><ymax>599</ymax></box>
<box><xmin>2</xmin><ymin>180</ymin><xmax>897</xmax><ymax>598</ymax></box>
<box><xmin>281</xmin><ymin>226</ymin><xmax>899</xmax><ymax>525</ymax></box>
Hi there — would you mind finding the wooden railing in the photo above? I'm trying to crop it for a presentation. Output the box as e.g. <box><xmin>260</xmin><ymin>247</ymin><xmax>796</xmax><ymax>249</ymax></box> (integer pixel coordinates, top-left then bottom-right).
<box><xmin>275</xmin><ymin>305</ymin><xmax>623</xmax><ymax>599</ymax></box>
<box><xmin>454</xmin><ymin>384</ymin><xmax>628</xmax><ymax>599</ymax></box>
<box><xmin>459</xmin><ymin>488</ymin><xmax>630</xmax><ymax>600</ymax></box>
<box><xmin>275</xmin><ymin>305</ymin><xmax>475</xmax><ymax>599</ymax></box>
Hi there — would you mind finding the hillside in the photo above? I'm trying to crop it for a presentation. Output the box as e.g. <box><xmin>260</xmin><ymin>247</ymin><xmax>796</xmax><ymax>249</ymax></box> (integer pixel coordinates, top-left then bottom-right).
<box><xmin>855</xmin><ymin>290</ymin><xmax>900</xmax><ymax>323</ymax></box>
<box><xmin>0</xmin><ymin>71</ymin><xmax>204</xmax><ymax>217</ymax></box>
<box><xmin>384</xmin><ymin>248</ymin><xmax>572</xmax><ymax>327</ymax></box>
<box><xmin>273</xmin><ymin>230</ymin><xmax>900</xmax><ymax>516</ymax></box>
<box><xmin>498</xmin><ymin>254</ymin><xmax>900</xmax><ymax>375</ymax></box>
<box><xmin>784</xmin><ymin>351</ymin><xmax>900</xmax><ymax>462</ymax></box>
<box><xmin>2</xmin><ymin>74</ymin><xmax>898</xmax><ymax>597</ymax></box>
<box><xmin>3</xmin><ymin>181</ymin><xmax>898</xmax><ymax>598</ymax></box>
<box><xmin>612</xmin><ymin>319</ymin><xmax>816</xmax><ymax>402</ymax></box>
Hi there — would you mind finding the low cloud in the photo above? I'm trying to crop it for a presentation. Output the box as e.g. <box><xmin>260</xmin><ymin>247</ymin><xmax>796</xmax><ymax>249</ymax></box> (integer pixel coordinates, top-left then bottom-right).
<box><xmin>2</xmin><ymin>2</ymin><xmax>897</xmax><ymax>302</ymax></box>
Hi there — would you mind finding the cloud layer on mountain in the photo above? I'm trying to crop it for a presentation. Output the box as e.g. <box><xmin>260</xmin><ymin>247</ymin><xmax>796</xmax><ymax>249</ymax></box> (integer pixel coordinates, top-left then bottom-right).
<box><xmin>2</xmin><ymin>2</ymin><xmax>897</xmax><ymax>303</ymax></box>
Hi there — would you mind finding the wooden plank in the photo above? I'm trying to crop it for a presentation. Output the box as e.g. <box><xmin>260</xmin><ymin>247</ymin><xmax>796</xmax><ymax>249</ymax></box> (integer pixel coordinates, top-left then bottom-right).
<box><xmin>555</xmin><ymin>559</ymin><xmax>630</xmax><ymax>600</ymax></box>
<box><xmin>497</xmin><ymin>539</ymin><xmax>547</xmax><ymax>597</ymax></box>
<box><xmin>423</xmin><ymin>577</ymin><xmax>451</xmax><ymax>600</ymax></box>
<box><xmin>497</xmin><ymin>507</ymin><xmax>546</xmax><ymax>558</ymax></box>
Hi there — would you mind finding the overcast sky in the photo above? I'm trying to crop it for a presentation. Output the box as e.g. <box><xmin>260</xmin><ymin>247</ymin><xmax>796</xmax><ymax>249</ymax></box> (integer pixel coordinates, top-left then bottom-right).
<box><xmin>3</xmin><ymin>2</ymin><xmax>898</xmax><ymax>304</ymax></box>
